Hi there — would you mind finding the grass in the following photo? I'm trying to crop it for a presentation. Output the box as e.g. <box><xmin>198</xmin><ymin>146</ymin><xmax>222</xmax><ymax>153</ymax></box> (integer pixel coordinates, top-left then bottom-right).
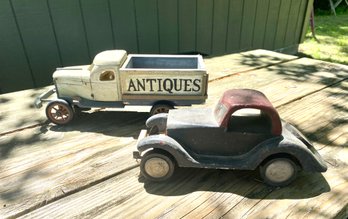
<box><xmin>298</xmin><ymin>11</ymin><xmax>348</xmax><ymax>66</ymax></box>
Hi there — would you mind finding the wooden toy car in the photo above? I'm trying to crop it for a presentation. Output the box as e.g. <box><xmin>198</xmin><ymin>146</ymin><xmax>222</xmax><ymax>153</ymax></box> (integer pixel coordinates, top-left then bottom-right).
<box><xmin>133</xmin><ymin>89</ymin><xmax>327</xmax><ymax>187</ymax></box>
<box><xmin>35</xmin><ymin>50</ymin><xmax>208</xmax><ymax>125</ymax></box>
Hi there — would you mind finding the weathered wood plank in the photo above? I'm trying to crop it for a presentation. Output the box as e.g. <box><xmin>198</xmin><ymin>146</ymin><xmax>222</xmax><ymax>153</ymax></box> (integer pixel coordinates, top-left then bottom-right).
<box><xmin>206</xmin><ymin>57</ymin><xmax>348</xmax><ymax>107</ymax></box>
<box><xmin>205</xmin><ymin>49</ymin><xmax>297</xmax><ymax>81</ymax></box>
<box><xmin>0</xmin><ymin>112</ymin><xmax>146</xmax><ymax>218</ymax></box>
<box><xmin>0</xmin><ymin>86</ymin><xmax>50</xmax><ymax>135</ymax></box>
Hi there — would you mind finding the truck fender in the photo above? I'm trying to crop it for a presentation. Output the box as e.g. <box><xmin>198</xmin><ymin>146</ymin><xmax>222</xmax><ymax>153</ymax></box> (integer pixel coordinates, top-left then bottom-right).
<box><xmin>145</xmin><ymin>113</ymin><xmax>168</xmax><ymax>134</ymax></box>
<box><xmin>137</xmin><ymin>134</ymin><xmax>199</xmax><ymax>167</ymax></box>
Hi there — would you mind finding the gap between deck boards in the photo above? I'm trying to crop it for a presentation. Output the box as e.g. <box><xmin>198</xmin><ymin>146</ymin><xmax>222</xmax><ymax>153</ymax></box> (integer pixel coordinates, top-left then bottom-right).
<box><xmin>207</xmin><ymin>57</ymin><xmax>299</xmax><ymax>83</ymax></box>
<box><xmin>11</xmin><ymin>164</ymin><xmax>139</xmax><ymax>219</ymax></box>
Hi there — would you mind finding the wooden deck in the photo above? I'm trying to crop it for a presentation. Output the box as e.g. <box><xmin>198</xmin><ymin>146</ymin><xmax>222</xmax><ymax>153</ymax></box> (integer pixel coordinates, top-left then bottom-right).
<box><xmin>0</xmin><ymin>50</ymin><xmax>347</xmax><ymax>219</ymax></box>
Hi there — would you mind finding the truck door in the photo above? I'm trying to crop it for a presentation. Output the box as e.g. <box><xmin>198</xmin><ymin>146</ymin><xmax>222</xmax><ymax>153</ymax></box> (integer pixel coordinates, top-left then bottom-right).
<box><xmin>90</xmin><ymin>67</ymin><xmax>120</xmax><ymax>101</ymax></box>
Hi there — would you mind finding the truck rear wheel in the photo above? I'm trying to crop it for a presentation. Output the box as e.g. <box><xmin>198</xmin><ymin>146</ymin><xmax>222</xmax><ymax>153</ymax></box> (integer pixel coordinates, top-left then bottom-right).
<box><xmin>150</xmin><ymin>104</ymin><xmax>174</xmax><ymax>115</ymax></box>
<box><xmin>46</xmin><ymin>100</ymin><xmax>74</xmax><ymax>125</ymax></box>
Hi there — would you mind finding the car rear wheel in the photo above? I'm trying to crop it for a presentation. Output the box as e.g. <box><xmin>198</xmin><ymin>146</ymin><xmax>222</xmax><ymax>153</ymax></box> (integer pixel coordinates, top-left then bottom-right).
<box><xmin>150</xmin><ymin>104</ymin><xmax>173</xmax><ymax>115</ymax></box>
<box><xmin>140</xmin><ymin>151</ymin><xmax>175</xmax><ymax>182</ymax></box>
<box><xmin>46</xmin><ymin>100</ymin><xmax>74</xmax><ymax>125</ymax></box>
<box><xmin>260</xmin><ymin>158</ymin><xmax>298</xmax><ymax>187</ymax></box>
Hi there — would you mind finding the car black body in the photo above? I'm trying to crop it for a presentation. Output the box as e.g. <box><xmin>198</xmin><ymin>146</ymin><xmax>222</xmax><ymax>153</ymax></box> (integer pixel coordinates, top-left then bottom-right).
<box><xmin>134</xmin><ymin>89</ymin><xmax>327</xmax><ymax>186</ymax></box>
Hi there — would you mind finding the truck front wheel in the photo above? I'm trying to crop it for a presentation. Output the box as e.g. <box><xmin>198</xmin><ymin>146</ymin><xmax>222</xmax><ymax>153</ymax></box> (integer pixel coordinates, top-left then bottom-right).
<box><xmin>150</xmin><ymin>104</ymin><xmax>174</xmax><ymax>115</ymax></box>
<box><xmin>46</xmin><ymin>100</ymin><xmax>74</xmax><ymax>125</ymax></box>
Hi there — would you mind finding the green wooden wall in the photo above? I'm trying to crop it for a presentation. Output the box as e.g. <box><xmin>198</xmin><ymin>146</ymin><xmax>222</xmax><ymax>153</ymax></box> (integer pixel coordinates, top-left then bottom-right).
<box><xmin>0</xmin><ymin>0</ymin><xmax>312</xmax><ymax>94</ymax></box>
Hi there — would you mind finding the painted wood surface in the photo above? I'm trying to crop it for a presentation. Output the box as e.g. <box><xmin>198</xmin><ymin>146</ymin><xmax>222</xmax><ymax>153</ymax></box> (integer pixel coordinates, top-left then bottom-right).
<box><xmin>1</xmin><ymin>50</ymin><xmax>347</xmax><ymax>218</ymax></box>
<box><xmin>0</xmin><ymin>0</ymin><xmax>313</xmax><ymax>94</ymax></box>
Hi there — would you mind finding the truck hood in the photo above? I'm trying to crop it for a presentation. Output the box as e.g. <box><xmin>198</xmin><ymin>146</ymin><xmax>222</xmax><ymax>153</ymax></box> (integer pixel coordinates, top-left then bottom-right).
<box><xmin>167</xmin><ymin>108</ymin><xmax>218</xmax><ymax>129</ymax></box>
<box><xmin>53</xmin><ymin>65</ymin><xmax>90</xmax><ymax>84</ymax></box>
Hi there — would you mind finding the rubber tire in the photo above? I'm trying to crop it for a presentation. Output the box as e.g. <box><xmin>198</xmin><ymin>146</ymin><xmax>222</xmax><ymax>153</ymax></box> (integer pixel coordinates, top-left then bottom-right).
<box><xmin>259</xmin><ymin>158</ymin><xmax>298</xmax><ymax>187</ymax></box>
<box><xmin>46</xmin><ymin>100</ymin><xmax>74</xmax><ymax>125</ymax></box>
<box><xmin>150</xmin><ymin>104</ymin><xmax>173</xmax><ymax>116</ymax></box>
<box><xmin>140</xmin><ymin>151</ymin><xmax>175</xmax><ymax>182</ymax></box>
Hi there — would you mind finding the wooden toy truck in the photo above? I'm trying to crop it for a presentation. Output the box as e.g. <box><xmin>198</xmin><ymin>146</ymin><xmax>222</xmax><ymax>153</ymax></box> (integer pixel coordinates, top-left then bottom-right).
<box><xmin>35</xmin><ymin>50</ymin><xmax>208</xmax><ymax>125</ymax></box>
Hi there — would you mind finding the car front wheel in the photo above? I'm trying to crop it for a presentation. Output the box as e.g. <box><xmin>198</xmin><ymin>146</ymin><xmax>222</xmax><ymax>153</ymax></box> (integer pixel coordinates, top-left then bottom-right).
<box><xmin>260</xmin><ymin>158</ymin><xmax>298</xmax><ymax>187</ymax></box>
<box><xmin>140</xmin><ymin>151</ymin><xmax>175</xmax><ymax>182</ymax></box>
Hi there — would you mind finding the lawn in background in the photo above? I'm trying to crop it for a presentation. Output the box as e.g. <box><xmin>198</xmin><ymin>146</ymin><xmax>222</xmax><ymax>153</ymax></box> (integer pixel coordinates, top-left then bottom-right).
<box><xmin>299</xmin><ymin>12</ymin><xmax>348</xmax><ymax>65</ymax></box>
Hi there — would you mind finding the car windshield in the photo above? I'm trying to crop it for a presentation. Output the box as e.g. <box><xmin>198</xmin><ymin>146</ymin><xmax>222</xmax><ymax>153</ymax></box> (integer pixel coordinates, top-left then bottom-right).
<box><xmin>214</xmin><ymin>101</ymin><xmax>228</xmax><ymax>125</ymax></box>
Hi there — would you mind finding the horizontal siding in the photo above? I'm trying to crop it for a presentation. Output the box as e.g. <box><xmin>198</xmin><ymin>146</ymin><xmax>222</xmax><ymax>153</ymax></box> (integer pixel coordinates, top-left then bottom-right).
<box><xmin>0</xmin><ymin>0</ymin><xmax>311</xmax><ymax>93</ymax></box>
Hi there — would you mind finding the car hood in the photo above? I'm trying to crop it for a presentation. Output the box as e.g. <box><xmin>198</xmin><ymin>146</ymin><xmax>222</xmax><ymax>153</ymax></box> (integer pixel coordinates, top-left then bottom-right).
<box><xmin>167</xmin><ymin>108</ymin><xmax>219</xmax><ymax>129</ymax></box>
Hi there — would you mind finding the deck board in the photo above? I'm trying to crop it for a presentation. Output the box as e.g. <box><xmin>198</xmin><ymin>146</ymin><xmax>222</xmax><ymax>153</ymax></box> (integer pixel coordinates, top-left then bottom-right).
<box><xmin>0</xmin><ymin>50</ymin><xmax>347</xmax><ymax>218</ymax></box>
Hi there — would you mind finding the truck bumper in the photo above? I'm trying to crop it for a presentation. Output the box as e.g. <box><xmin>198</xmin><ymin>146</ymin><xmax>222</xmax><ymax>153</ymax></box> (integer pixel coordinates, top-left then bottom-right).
<box><xmin>34</xmin><ymin>87</ymin><xmax>56</xmax><ymax>108</ymax></box>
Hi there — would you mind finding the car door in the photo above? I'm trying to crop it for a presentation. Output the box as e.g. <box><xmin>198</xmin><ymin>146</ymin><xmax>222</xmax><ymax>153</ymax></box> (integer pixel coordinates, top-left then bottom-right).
<box><xmin>222</xmin><ymin>109</ymin><xmax>273</xmax><ymax>155</ymax></box>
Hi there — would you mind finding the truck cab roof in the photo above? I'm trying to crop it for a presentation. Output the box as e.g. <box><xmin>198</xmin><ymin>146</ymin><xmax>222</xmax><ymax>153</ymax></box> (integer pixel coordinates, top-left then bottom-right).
<box><xmin>92</xmin><ymin>50</ymin><xmax>127</xmax><ymax>66</ymax></box>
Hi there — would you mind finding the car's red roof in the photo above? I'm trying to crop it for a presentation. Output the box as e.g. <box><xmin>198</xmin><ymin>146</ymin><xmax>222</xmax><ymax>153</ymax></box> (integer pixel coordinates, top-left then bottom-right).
<box><xmin>219</xmin><ymin>89</ymin><xmax>282</xmax><ymax>135</ymax></box>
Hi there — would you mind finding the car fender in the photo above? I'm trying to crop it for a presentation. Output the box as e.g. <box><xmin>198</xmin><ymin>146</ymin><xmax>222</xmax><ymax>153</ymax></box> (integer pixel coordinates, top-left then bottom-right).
<box><xmin>145</xmin><ymin>113</ymin><xmax>168</xmax><ymax>133</ymax></box>
<box><xmin>137</xmin><ymin>134</ymin><xmax>199</xmax><ymax>167</ymax></box>
<box><xmin>249</xmin><ymin>137</ymin><xmax>327</xmax><ymax>172</ymax></box>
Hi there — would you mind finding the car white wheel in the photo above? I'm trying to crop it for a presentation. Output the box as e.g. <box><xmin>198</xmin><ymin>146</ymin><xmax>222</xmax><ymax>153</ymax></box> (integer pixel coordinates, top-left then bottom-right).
<box><xmin>140</xmin><ymin>151</ymin><xmax>175</xmax><ymax>182</ymax></box>
<box><xmin>260</xmin><ymin>158</ymin><xmax>298</xmax><ymax>187</ymax></box>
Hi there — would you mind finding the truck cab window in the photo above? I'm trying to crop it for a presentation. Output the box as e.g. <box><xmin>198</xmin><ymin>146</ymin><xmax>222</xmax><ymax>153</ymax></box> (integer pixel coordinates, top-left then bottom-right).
<box><xmin>100</xmin><ymin>70</ymin><xmax>115</xmax><ymax>81</ymax></box>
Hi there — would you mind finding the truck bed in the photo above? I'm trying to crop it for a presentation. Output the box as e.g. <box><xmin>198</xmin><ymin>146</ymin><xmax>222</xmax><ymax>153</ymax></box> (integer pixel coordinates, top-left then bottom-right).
<box><xmin>122</xmin><ymin>54</ymin><xmax>205</xmax><ymax>70</ymax></box>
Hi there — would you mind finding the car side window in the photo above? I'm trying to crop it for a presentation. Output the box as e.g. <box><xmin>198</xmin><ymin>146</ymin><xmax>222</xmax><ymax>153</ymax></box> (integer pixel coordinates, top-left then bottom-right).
<box><xmin>228</xmin><ymin>109</ymin><xmax>272</xmax><ymax>134</ymax></box>
<box><xmin>99</xmin><ymin>70</ymin><xmax>115</xmax><ymax>81</ymax></box>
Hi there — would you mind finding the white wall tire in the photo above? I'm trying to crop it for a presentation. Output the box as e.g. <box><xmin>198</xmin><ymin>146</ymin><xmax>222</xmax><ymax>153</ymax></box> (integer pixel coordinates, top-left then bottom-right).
<box><xmin>260</xmin><ymin>158</ymin><xmax>298</xmax><ymax>187</ymax></box>
<box><xmin>140</xmin><ymin>151</ymin><xmax>175</xmax><ymax>182</ymax></box>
